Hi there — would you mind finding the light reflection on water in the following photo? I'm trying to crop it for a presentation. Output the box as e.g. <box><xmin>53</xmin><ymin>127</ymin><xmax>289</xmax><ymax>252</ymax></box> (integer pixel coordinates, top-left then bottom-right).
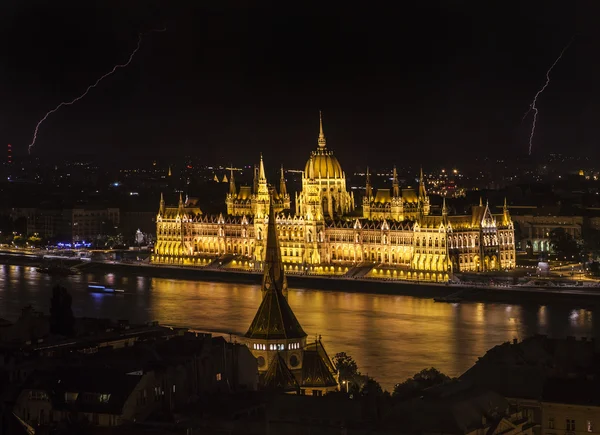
<box><xmin>0</xmin><ymin>264</ymin><xmax>597</xmax><ymax>389</ymax></box>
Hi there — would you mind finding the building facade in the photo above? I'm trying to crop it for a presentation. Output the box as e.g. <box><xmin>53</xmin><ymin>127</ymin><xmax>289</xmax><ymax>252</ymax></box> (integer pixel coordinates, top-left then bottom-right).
<box><xmin>153</xmin><ymin>114</ymin><xmax>516</xmax><ymax>281</ymax></box>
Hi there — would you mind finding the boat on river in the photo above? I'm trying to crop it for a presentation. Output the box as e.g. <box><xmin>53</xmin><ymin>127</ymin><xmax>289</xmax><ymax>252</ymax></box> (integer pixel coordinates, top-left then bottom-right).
<box><xmin>88</xmin><ymin>283</ymin><xmax>125</xmax><ymax>294</ymax></box>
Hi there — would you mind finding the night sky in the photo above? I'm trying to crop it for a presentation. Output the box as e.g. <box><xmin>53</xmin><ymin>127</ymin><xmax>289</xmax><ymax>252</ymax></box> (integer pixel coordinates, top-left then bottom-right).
<box><xmin>1</xmin><ymin>1</ymin><xmax>599</xmax><ymax>168</ymax></box>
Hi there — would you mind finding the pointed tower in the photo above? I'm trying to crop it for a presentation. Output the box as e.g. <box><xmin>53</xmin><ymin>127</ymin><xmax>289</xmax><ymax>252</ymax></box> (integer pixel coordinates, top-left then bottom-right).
<box><xmin>318</xmin><ymin>110</ymin><xmax>326</xmax><ymax>149</ymax></box>
<box><xmin>168</xmin><ymin>165</ymin><xmax>172</xmax><ymax>177</ymax></box>
<box><xmin>363</xmin><ymin>166</ymin><xmax>373</xmax><ymax>219</ymax></box>
<box><xmin>253</xmin><ymin>153</ymin><xmax>270</xmax><ymax>219</ymax></box>
<box><xmin>178</xmin><ymin>192</ymin><xmax>184</xmax><ymax>214</ymax></box>
<box><xmin>253</xmin><ymin>165</ymin><xmax>259</xmax><ymax>194</ymax></box>
<box><xmin>229</xmin><ymin>167</ymin><xmax>237</xmax><ymax>196</ymax></box>
<box><xmin>418</xmin><ymin>166</ymin><xmax>430</xmax><ymax>216</ymax></box>
<box><xmin>418</xmin><ymin>166</ymin><xmax>427</xmax><ymax>199</ymax></box>
<box><xmin>259</xmin><ymin>153</ymin><xmax>266</xmax><ymax>181</ymax></box>
<box><xmin>390</xmin><ymin>166</ymin><xmax>403</xmax><ymax>220</ymax></box>
<box><xmin>159</xmin><ymin>192</ymin><xmax>165</xmax><ymax>216</ymax></box>
<box><xmin>392</xmin><ymin>166</ymin><xmax>400</xmax><ymax>198</ymax></box>
<box><xmin>245</xmin><ymin>195</ymin><xmax>307</xmax><ymax>373</ymax></box>
<box><xmin>280</xmin><ymin>165</ymin><xmax>287</xmax><ymax>197</ymax></box>
<box><xmin>503</xmin><ymin>197</ymin><xmax>510</xmax><ymax>225</ymax></box>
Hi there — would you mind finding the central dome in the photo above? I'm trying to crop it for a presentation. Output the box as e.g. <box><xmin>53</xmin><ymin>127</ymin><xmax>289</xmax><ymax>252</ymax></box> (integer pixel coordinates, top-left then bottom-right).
<box><xmin>304</xmin><ymin>111</ymin><xmax>344</xmax><ymax>179</ymax></box>
<box><xmin>305</xmin><ymin>149</ymin><xmax>344</xmax><ymax>179</ymax></box>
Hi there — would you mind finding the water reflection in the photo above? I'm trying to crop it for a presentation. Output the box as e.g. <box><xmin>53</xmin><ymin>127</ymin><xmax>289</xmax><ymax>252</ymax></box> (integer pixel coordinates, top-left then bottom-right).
<box><xmin>0</xmin><ymin>265</ymin><xmax>597</xmax><ymax>389</ymax></box>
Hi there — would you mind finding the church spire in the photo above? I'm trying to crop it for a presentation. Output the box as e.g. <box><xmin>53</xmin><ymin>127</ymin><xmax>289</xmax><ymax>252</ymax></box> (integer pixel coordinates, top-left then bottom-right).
<box><xmin>246</xmin><ymin>197</ymin><xmax>306</xmax><ymax>344</ymax></box>
<box><xmin>263</xmin><ymin>190</ymin><xmax>285</xmax><ymax>294</ymax></box>
<box><xmin>178</xmin><ymin>192</ymin><xmax>184</xmax><ymax>214</ymax></box>
<box><xmin>392</xmin><ymin>165</ymin><xmax>400</xmax><ymax>198</ymax></box>
<box><xmin>442</xmin><ymin>197</ymin><xmax>448</xmax><ymax>216</ymax></box>
<box><xmin>259</xmin><ymin>153</ymin><xmax>266</xmax><ymax>181</ymax></box>
<box><xmin>253</xmin><ymin>165</ymin><xmax>259</xmax><ymax>193</ymax></box>
<box><xmin>279</xmin><ymin>164</ymin><xmax>287</xmax><ymax>197</ymax></box>
<box><xmin>418</xmin><ymin>166</ymin><xmax>427</xmax><ymax>199</ymax></box>
<box><xmin>365</xmin><ymin>166</ymin><xmax>373</xmax><ymax>199</ymax></box>
<box><xmin>318</xmin><ymin>111</ymin><xmax>326</xmax><ymax>148</ymax></box>
<box><xmin>159</xmin><ymin>192</ymin><xmax>165</xmax><ymax>216</ymax></box>
<box><xmin>244</xmin><ymin>191</ymin><xmax>306</xmax><ymax>340</ymax></box>
<box><xmin>229</xmin><ymin>166</ymin><xmax>237</xmax><ymax>196</ymax></box>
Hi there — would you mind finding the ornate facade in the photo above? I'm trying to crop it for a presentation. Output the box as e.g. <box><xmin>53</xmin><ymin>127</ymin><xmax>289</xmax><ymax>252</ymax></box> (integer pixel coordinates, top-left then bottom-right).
<box><xmin>153</xmin><ymin>113</ymin><xmax>516</xmax><ymax>281</ymax></box>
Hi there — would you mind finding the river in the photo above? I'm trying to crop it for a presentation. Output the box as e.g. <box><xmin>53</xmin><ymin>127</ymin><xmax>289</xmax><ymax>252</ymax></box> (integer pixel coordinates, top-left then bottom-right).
<box><xmin>0</xmin><ymin>264</ymin><xmax>597</xmax><ymax>390</ymax></box>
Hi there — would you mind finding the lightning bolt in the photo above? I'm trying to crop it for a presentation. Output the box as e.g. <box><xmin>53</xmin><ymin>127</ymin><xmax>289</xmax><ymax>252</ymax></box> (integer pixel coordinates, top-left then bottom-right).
<box><xmin>525</xmin><ymin>37</ymin><xmax>574</xmax><ymax>155</ymax></box>
<box><xmin>27</xmin><ymin>28</ymin><xmax>166</xmax><ymax>154</ymax></box>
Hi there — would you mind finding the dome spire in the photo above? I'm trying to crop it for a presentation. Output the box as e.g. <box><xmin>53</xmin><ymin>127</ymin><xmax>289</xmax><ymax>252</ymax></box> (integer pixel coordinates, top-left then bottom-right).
<box><xmin>318</xmin><ymin>110</ymin><xmax>326</xmax><ymax>148</ymax></box>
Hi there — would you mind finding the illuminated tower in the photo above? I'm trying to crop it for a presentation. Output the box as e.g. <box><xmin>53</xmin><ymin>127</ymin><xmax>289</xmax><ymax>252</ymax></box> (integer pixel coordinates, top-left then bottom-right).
<box><xmin>245</xmin><ymin>196</ymin><xmax>339</xmax><ymax>395</ymax></box>
<box><xmin>390</xmin><ymin>165</ymin><xmax>404</xmax><ymax>220</ymax></box>
<box><xmin>297</xmin><ymin>112</ymin><xmax>354</xmax><ymax>219</ymax></box>
<box><xmin>362</xmin><ymin>167</ymin><xmax>373</xmax><ymax>219</ymax></box>
<box><xmin>7</xmin><ymin>144</ymin><xmax>12</xmax><ymax>164</ymax></box>
<box><xmin>418</xmin><ymin>166</ymin><xmax>430</xmax><ymax>216</ymax></box>
<box><xmin>245</xmin><ymin>194</ymin><xmax>307</xmax><ymax>373</ymax></box>
<box><xmin>279</xmin><ymin>165</ymin><xmax>287</xmax><ymax>197</ymax></box>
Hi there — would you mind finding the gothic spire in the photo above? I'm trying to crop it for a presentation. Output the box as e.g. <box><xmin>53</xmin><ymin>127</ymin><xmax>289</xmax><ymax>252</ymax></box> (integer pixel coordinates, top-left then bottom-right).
<box><xmin>159</xmin><ymin>192</ymin><xmax>165</xmax><ymax>215</ymax></box>
<box><xmin>279</xmin><ymin>164</ymin><xmax>287</xmax><ymax>197</ymax></box>
<box><xmin>245</xmin><ymin>192</ymin><xmax>306</xmax><ymax>340</ymax></box>
<box><xmin>229</xmin><ymin>166</ymin><xmax>237</xmax><ymax>196</ymax></box>
<box><xmin>442</xmin><ymin>197</ymin><xmax>448</xmax><ymax>216</ymax></box>
<box><xmin>392</xmin><ymin>165</ymin><xmax>400</xmax><ymax>198</ymax></box>
<box><xmin>365</xmin><ymin>166</ymin><xmax>373</xmax><ymax>199</ymax></box>
<box><xmin>253</xmin><ymin>165</ymin><xmax>259</xmax><ymax>193</ymax></box>
<box><xmin>178</xmin><ymin>192</ymin><xmax>184</xmax><ymax>214</ymax></box>
<box><xmin>259</xmin><ymin>153</ymin><xmax>266</xmax><ymax>181</ymax></box>
<box><xmin>318</xmin><ymin>110</ymin><xmax>326</xmax><ymax>148</ymax></box>
<box><xmin>418</xmin><ymin>166</ymin><xmax>427</xmax><ymax>199</ymax></box>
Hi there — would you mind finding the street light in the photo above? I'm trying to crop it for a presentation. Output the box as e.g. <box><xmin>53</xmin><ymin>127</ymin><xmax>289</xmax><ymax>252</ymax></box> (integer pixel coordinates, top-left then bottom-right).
<box><xmin>342</xmin><ymin>380</ymin><xmax>349</xmax><ymax>393</ymax></box>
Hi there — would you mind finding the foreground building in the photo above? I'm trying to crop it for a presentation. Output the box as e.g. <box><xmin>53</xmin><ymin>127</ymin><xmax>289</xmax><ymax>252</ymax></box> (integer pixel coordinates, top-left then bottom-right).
<box><xmin>153</xmin><ymin>113</ymin><xmax>516</xmax><ymax>280</ymax></box>
<box><xmin>244</xmin><ymin>196</ymin><xmax>338</xmax><ymax>395</ymax></box>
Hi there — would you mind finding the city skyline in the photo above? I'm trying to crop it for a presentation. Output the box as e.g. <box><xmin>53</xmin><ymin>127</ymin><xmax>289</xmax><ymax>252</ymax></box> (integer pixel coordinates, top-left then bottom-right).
<box><xmin>1</xmin><ymin>1</ymin><xmax>599</xmax><ymax>166</ymax></box>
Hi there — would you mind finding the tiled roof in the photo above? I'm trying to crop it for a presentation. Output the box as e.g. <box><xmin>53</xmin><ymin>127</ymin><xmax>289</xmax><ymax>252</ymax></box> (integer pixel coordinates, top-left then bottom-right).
<box><xmin>300</xmin><ymin>340</ymin><xmax>337</xmax><ymax>388</ymax></box>
<box><xmin>263</xmin><ymin>353</ymin><xmax>299</xmax><ymax>393</ymax></box>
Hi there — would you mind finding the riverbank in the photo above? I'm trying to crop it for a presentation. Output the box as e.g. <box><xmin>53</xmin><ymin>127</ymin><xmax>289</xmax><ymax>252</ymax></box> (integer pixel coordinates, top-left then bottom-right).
<box><xmin>79</xmin><ymin>261</ymin><xmax>600</xmax><ymax>306</ymax></box>
<box><xmin>80</xmin><ymin>261</ymin><xmax>459</xmax><ymax>298</ymax></box>
<box><xmin>3</xmin><ymin>252</ymin><xmax>600</xmax><ymax>306</ymax></box>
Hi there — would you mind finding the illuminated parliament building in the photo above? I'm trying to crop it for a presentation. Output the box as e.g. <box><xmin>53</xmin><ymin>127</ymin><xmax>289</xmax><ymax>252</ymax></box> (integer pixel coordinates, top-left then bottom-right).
<box><xmin>153</xmin><ymin>113</ymin><xmax>516</xmax><ymax>281</ymax></box>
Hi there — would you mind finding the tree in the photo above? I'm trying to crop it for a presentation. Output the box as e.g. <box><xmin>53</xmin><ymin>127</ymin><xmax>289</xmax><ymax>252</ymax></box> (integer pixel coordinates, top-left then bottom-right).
<box><xmin>50</xmin><ymin>285</ymin><xmax>74</xmax><ymax>336</ymax></box>
<box><xmin>361</xmin><ymin>377</ymin><xmax>384</xmax><ymax>396</ymax></box>
<box><xmin>27</xmin><ymin>234</ymin><xmax>43</xmax><ymax>247</ymax></box>
<box><xmin>393</xmin><ymin>367</ymin><xmax>451</xmax><ymax>401</ymax></box>
<box><xmin>333</xmin><ymin>352</ymin><xmax>359</xmax><ymax>382</ymax></box>
<box><xmin>583</xmin><ymin>229</ymin><xmax>600</xmax><ymax>259</ymax></box>
<box><xmin>11</xmin><ymin>234</ymin><xmax>26</xmax><ymax>247</ymax></box>
<box><xmin>549</xmin><ymin>228</ymin><xmax>580</xmax><ymax>260</ymax></box>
